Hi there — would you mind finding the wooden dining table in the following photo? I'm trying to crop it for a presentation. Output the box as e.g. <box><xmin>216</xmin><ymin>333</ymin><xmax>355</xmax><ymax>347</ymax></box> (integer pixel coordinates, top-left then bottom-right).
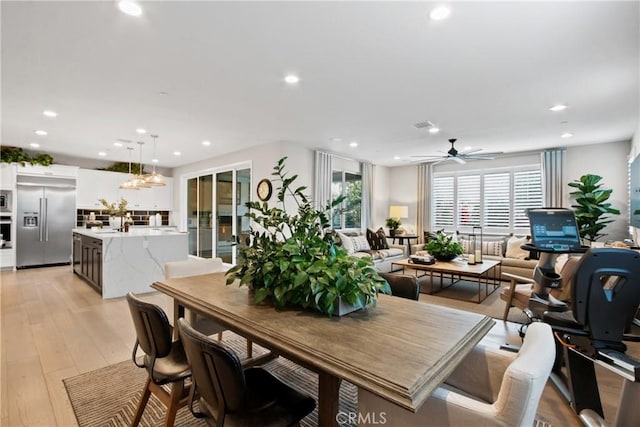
<box><xmin>152</xmin><ymin>272</ymin><xmax>494</xmax><ymax>427</ymax></box>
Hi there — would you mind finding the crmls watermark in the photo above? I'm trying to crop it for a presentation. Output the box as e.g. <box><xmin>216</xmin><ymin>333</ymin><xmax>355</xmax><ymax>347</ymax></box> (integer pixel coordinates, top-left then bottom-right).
<box><xmin>336</xmin><ymin>411</ymin><xmax>387</xmax><ymax>425</ymax></box>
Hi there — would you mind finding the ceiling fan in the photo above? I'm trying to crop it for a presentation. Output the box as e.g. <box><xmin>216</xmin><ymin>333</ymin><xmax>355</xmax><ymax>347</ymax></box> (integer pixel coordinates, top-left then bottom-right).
<box><xmin>411</xmin><ymin>138</ymin><xmax>502</xmax><ymax>164</ymax></box>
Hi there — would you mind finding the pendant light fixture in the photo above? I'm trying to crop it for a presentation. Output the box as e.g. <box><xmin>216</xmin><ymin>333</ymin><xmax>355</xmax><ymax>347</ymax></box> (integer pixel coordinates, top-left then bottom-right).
<box><xmin>119</xmin><ymin>147</ymin><xmax>140</xmax><ymax>190</ymax></box>
<box><xmin>129</xmin><ymin>141</ymin><xmax>152</xmax><ymax>189</ymax></box>
<box><xmin>143</xmin><ymin>134</ymin><xmax>166</xmax><ymax>186</ymax></box>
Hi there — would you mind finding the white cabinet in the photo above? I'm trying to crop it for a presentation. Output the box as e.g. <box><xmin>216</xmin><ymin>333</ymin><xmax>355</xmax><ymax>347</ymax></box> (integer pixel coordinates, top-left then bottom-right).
<box><xmin>0</xmin><ymin>164</ymin><xmax>16</xmax><ymax>189</ymax></box>
<box><xmin>77</xmin><ymin>169</ymin><xmax>122</xmax><ymax>209</ymax></box>
<box><xmin>17</xmin><ymin>164</ymin><xmax>78</xmax><ymax>178</ymax></box>
<box><xmin>0</xmin><ymin>249</ymin><xmax>14</xmax><ymax>270</ymax></box>
<box><xmin>77</xmin><ymin>169</ymin><xmax>173</xmax><ymax>211</ymax></box>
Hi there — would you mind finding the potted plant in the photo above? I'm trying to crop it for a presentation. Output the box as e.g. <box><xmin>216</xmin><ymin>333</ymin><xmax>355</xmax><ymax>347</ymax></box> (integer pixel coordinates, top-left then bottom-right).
<box><xmin>225</xmin><ymin>157</ymin><xmax>390</xmax><ymax>317</ymax></box>
<box><xmin>385</xmin><ymin>217</ymin><xmax>401</xmax><ymax>237</ymax></box>
<box><xmin>568</xmin><ymin>174</ymin><xmax>620</xmax><ymax>243</ymax></box>
<box><xmin>99</xmin><ymin>198</ymin><xmax>129</xmax><ymax>229</ymax></box>
<box><xmin>424</xmin><ymin>233</ymin><xmax>463</xmax><ymax>261</ymax></box>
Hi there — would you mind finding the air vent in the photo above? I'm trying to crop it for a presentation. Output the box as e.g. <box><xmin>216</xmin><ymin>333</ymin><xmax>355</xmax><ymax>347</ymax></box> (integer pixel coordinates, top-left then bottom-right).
<box><xmin>413</xmin><ymin>121</ymin><xmax>433</xmax><ymax>129</ymax></box>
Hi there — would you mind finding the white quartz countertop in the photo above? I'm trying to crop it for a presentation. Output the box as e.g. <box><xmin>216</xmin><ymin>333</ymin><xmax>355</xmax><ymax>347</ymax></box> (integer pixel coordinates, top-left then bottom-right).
<box><xmin>72</xmin><ymin>228</ymin><xmax>187</xmax><ymax>239</ymax></box>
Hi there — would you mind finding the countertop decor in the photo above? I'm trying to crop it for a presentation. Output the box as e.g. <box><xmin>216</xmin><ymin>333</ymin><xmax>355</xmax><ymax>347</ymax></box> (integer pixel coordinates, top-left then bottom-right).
<box><xmin>225</xmin><ymin>157</ymin><xmax>390</xmax><ymax>317</ymax></box>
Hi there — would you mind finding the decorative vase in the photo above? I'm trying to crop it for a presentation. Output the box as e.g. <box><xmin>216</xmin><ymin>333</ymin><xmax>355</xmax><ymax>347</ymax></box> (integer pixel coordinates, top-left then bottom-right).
<box><xmin>109</xmin><ymin>216</ymin><xmax>120</xmax><ymax>229</ymax></box>
<box><xmin>433</xmin><ymin>253</ymin><xmax>458</xmax><ymax>262</ymax></box>
<box><xmin>389</xmin><ymin>229</ymin><xmax>396</xmax><ymax>237</ymax></box>
<box><xmin>336</xmin><ymin>297</ymin><xmax>365</xmax><ymax>316</ymax></box>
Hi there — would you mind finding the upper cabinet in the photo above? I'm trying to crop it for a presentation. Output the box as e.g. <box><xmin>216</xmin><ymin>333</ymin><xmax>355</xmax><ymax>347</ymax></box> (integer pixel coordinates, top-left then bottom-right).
<box><xmin>77</xmin><ymin>169</ymin><xmax>173</xmax><ymax>211</ymax></box>
<box><xmin>0</xmin><ymin>164</ymin><xmax>16</xmax><ymax>189</ymax></box>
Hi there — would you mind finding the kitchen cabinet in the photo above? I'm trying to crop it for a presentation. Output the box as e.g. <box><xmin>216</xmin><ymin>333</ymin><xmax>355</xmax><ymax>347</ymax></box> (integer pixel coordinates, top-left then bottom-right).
<box><xmin>76</xmin><ymin>169</ymin><xmax>173</xmax><ymax>211</ymax></box>
<box><xmin>0</xmin><ymin>164</ymin><xmax>16</xmax><ymax>189</ymax></box>
<box><xmin>73</xmin><ymin>232</ymin><xmax>102</xmax><ymax>291</ymax></box>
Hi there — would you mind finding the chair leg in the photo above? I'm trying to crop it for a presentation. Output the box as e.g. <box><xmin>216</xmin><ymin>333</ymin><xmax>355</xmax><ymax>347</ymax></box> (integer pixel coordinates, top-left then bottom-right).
<box><xmin>164</xmin><ymin>379</ymin><xmax>185</xmax><ymax>427</ymax></box>
<box><xmin>131</xmin><ymin>377</ymin><xmax>152</xmax><ymax>427</ymax></box>
<box><xmin>502</xmin><ymin>279</ymin><xmax>516</xmax><ymax>321</ymax></box>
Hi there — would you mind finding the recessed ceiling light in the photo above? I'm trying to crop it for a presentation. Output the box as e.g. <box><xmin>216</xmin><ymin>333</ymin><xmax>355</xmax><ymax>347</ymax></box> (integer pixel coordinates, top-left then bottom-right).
<box><xmin>202</xmin><ymin>140</ymin><xmax>211</xmax><ymax>146</ymax></box>
<box><xmin>30</xmin><ymin>143</ymin><xmax>40</xmax><ymax>148</ymax></box>
<box><xmin>118</xmin><ymin>1</ymin><xmax>142</xmax><ymax>17</ymax></box>
<box><xmin>113</xmin><ymin>142</ymin><xmax>123</xmax><ymax>147</ymax></box>
<box><xmin>429</xmin><ymin>6</ymin><xmax>451</xmax><ymax>20</ymax></box>
<box><xmin>152</xmin><ymin>158</ymin><xmax>159</xmax><ymax>163</ymax></box>
<box><xmin>393</xmin><ymin>156</ymin><xmax>401</xmax><ymax>160</ymax></box>
<box><xmin>136</xmin><ymin>128</ymin><xmax>146</xmax><ymax>134</ymax></box>
<box><xmin>35</xmin><ymin>130</ymin><xmax>47</xmax><ymax>136</ymax></box>
<box><xmin>549</xmin><ymin>104</ymin><xmax>568</xmax><ymax>112</ymax></box>
<box><xmin>428</xmin><ymin>126</ymin><xmax>440</xmax><ymax>134</ymax></box>
<box><xmin>349</xmin><ymin>141</ymin><xmax>358</xmax><ymax>148</ymax></box>
<box><xmin>98</xmin><ymin>151</ymin><xmax>107</xmax><ymax>156</ymax></box>
<box><xmin>43</xmin><ymin>110</ymin><xmax>57</xmax><ymax>118</ymax></box>
<box><xmin>284</xmin><ymin>74</ymin><xmax>300</xmax><ymax>85</ymax></box>
<box><xmin>173</xmin><ymin>151</ymin><xmax>181</xmax><ymax>156</ymax></box>
<box><xmin>561</xmin><ymin>132</ymin><xmax>573</xmax><ymax>138</ymax></box>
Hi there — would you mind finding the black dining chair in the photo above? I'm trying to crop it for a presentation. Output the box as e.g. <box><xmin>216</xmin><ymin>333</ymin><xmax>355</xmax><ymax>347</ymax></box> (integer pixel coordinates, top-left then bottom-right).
<box><xmin>379</xmin><ymin>272</ymin><xmax>420</xmax><ymax>300</ymax></box>
<box><xmin>126</xmin><ymin>292</ymin><xmax>192</xmax><ymax>426</ymax></box>
<box><xmin>177</xmin><ymin>317</ymin><xmax>316</xmax><ymax>426</ymax></box>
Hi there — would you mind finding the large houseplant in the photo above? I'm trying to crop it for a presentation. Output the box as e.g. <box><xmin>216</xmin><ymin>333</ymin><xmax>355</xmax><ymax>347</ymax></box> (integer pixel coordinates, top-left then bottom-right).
<box><xmin>424</xmin><ymin>233</ymin><xmax>463</xmax><ymax>261</ymax></box>
<box><xmin>568</xmin><ymin>174</ymin><xmax>620</xmax><ymax>243</ymax></box>
<box><xmin>225</xmin><ymin>157</ymin><xmax>390</xmax><ymax>316</ymax></box>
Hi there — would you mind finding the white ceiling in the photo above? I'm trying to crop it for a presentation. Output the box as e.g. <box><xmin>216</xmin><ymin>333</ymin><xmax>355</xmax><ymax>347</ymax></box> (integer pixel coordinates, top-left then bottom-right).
<box><xmin>2</xmin><ymin>1</ymin><xmax>638</xmax><ymax>168</ymax></box>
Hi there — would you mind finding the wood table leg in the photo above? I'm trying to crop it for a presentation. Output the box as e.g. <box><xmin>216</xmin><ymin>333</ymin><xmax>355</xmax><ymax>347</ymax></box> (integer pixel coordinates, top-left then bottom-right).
<box><xmin>318</xmin><ymin>371</ymin><xmax>341</xmax><ymax>427</ymax></box>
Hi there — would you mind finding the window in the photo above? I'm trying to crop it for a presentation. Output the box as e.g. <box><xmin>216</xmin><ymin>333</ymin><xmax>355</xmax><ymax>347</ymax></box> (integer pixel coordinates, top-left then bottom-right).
<box><xmin>332</xmin><ymin>170</ymin><xmax>362</xmax><ymax>229</ymax></box>
<box><xmin>432</xmin><ymin>166</ymin><xmax>542</xmax><ymax>233</ymax></box>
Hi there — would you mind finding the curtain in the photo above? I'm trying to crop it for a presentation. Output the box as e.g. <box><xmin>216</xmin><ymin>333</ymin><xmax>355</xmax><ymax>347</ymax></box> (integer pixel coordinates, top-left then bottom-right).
<box><xmin>314</xmin><ymin>151</ymin><xmax>333</xmax><ymax>211</ymax></box>
<box><xmin>541</xmin><ymin>148</ymin><xmax>566</xmax><ymax>207</ymax></box>
<box><xmin>361</xmin><ymin>162</ymin><xmax>373</xmax><ymax>232</ymax></box>
<box><xmin>416</xmin><ymin>163</ymin><xmax>432</xmax><ymax>243</ymax></box>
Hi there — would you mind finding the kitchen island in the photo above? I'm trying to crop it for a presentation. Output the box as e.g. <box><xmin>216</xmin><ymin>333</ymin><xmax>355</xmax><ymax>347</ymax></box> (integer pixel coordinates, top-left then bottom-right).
<box><xmin>72</xmin><ymin>228</ymin><xmax>188</xmax><ymax>299</ymax></box>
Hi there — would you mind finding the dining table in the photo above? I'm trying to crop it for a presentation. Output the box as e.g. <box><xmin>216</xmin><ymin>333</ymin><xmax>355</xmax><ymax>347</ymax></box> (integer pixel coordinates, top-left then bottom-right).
<box><xmin>152</xmin><ymin>272</ymin><xmax>494</xmax><ymax>427</ymax></box>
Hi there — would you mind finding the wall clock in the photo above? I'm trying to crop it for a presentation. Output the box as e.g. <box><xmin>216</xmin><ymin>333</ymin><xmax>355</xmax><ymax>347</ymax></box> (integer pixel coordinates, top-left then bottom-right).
<box><xmin>257</xmin><ymin>179</ymin><xmax>273</xmax><ymax>201</ymax></box>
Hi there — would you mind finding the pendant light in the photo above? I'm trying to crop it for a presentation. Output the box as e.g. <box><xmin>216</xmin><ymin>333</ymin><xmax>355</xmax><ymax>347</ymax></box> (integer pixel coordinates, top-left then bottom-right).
<box><xmin>129</xmin><ymin>141</ymin><xmax>152</xmax><ymax>189</ymax></box>
<box><xmin>119</xmin><ymin>147</ymin><xmax>140</xmax><ymax>190</ymax></box>
<box><xmin>142</xmin><ymin>134</ymin><xmax>166</xmax><ymax>186</ymax></box>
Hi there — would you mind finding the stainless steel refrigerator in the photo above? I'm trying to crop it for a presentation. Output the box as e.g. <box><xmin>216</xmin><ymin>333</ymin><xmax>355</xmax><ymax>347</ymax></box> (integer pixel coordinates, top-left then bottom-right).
<box><xmin>16</xmin><ymin>175</ymin><xmax>76</xmax><ymax>268</ymax></box>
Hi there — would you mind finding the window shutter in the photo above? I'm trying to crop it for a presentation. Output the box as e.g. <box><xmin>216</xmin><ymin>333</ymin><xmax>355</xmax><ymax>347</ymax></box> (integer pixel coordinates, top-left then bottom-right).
<box><xmin>514</xmin><ymin>170</ymin><xmax>543</xmax><ymax>229</ymax></box>
<box><xmin>483</xmin><ymin>172</ymin><xmax>510</xmax><ymax>228</ymax></box>
<box><xmin>457</xmin><ymin>175</ymin><xmax>480</xmax><ymax>227</ymax></box>
<box><xmin>433</xmin><ymin>176</ymin><xmax>454</xmax><ymax>228</ymax></box>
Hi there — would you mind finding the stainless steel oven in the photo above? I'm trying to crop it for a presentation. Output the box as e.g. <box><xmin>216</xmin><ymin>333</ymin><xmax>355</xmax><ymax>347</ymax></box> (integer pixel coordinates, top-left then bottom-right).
<box><xmin>0</xmin><ymin>215</ymin><xmax>11</xmax><ymax>248</ymax></box>
<box><xmin>0</xmin><ymin>190</ymin><xmax>10</xmax><ymax>212</ymax></box>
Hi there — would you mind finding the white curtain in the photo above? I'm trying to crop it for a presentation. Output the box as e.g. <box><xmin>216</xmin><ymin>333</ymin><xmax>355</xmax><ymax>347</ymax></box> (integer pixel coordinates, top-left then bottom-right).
<box><xmin>361</xmin><ymin>162</ymin><xmax>373</xmax><ymax>232</ymax></box>
<box><xmin>541</xmin><ymin>148</ymin><xmax>566</xmax><ymax>207</ymax></box>
<box><xmin>314</xmin><ymin>151</ymin><xmax>333</xmax><ymax>211</ymax></box>
<box><xmin>416</xmin><ymin>163</ymin><xmax>432</xmax><ymax>243</ymax></box>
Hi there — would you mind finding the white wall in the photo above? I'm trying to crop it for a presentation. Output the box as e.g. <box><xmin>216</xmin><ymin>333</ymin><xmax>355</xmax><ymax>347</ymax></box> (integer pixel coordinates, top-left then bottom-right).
<box><xmin>387</xmin><ymin>165</ymin><xmax>418</xmax><ymax>232</ymax></box>
<box><xmin>565</xmin><ymin>140</ymin><xmax>631</xmax><ymax>241</ymax></box>
<box><xmin>372</xmin><ymin>165</ymin><xmax>390</xmax><ymax>229</ymax></box>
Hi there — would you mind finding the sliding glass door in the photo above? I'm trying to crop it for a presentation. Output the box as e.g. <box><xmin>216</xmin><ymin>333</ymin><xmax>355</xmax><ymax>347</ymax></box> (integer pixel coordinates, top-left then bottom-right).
<box><xmin>187</xmin><ymin>165</ymin><xmax>251</xmax><ymax>264</ymax></box>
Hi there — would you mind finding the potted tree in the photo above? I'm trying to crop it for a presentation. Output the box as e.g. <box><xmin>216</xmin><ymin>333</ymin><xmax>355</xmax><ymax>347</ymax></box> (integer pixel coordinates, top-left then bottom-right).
<box><xmin>226</xmin><ymin>157</ymin><xmax>390</xmax><ymax>317</ymax></box>
<box><xmin>568</xmin><ymin>174</ymin><xmax>620</xmax><ymax>243</ymax></box>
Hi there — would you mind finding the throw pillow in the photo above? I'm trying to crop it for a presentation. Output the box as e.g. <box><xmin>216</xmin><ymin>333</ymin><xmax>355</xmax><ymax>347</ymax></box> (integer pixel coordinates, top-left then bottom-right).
<box><xmin>366</xmin><ymin>228</ymin><xmax>389</xmax><ymax>250</ymax></box>
<box><xmin>351</xmin><ymin>235</ymin><xmax>371</xmax><ymax>252</ymax></box>
<box><xmin>337</xmin><ymin>232</ymin><xmax>355</xmax><ymax>254</ymax></box>
<box><xmin>505</xmin><ymin>235</ymin><xmax>530</xmax><ymax>260</ymax></box>
<box><xmin>482</xmin><ymin>240</ymin><xmax>504</xmax><ymax>256</ymax></box>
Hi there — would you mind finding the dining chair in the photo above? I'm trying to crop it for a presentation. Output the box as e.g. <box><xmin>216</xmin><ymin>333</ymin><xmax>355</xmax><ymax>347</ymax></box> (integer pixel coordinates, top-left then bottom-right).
<box><xmin>126</xmin><ymin>292</ymin><xmax>191</xmax><ymax>427</ymax></box>
<box><xmin>164</xmin><ymin>258</ymin><xmax>254</xmax><ymax>358</ymax></box>
<box><xmin>359</xmin><ymin>322</ymin><xmax>555</xmax><ymax>426</ymax></box>
<box><xmin>177</xmin><ymin>317</ymin><xmax>316</xmax><ymax>426</ymax></box>
<box><xmin>379</xmin><ymin>272</ymin><xmax>420</xmax><ymax>300</ymax></box>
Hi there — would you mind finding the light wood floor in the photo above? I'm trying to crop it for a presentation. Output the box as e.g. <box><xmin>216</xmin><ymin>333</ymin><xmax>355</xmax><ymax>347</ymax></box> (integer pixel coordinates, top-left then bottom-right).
<box><xmin>0</xmin><ymin>265</ymin><xmax>636</xmax><ymax>426</ymax></box>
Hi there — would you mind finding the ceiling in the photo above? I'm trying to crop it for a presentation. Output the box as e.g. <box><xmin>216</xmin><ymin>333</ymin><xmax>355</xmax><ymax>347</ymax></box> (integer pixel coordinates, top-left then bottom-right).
<box><xmin>2</xmin><ymin>1</ymin><xmax>638</xmax><ymax>168</ymax></box>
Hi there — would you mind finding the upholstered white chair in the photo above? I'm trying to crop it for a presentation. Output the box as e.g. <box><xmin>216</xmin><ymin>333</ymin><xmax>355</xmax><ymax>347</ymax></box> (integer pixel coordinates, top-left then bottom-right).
<box><xmin>358</xmin><ymin>322</ymin><xmax>555</xmax><ymax>427</ymax></box>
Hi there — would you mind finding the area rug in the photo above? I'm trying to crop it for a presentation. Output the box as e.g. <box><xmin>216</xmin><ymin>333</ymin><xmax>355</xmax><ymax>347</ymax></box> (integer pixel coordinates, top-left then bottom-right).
<box><xmin>65</xmin><ymin>333</ymin><xmax>550</xmax><ymax>427</ymax></box>
<box><xmin>63</xmin><ymin>332</ymin><xmax>356</xmax><ymax>427</ymax></box>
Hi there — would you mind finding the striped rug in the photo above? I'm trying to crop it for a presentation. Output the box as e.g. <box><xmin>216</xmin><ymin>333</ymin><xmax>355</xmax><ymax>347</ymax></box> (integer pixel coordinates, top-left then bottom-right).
<box><xmin>64</xmin><ymin>332</ymin><xmax>551</xmax><ymax>426</ymax></box>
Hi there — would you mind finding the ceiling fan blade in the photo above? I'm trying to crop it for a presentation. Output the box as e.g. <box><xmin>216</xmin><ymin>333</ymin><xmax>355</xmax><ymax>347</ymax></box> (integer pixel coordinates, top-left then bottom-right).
<box><xmin>460</xmin><ymin>148</ymin><xmax>482</xmax><ymax>155</ymax></box>
<box><xmin>452</xmin><ymin>156</ymin><xmax>466</xmax><ymax>164</ymax></box>
<box><xmin>431</xmin><ymin>158</ymin><xmax>450</xmax><ymax>165</ymax></box>
<box><xmin>409</xmin><ymin>155</ymin><xmax>443</xmax><ymax>159</ymax></box>
<box><xmin>462</xmin><ymin>155</ymin><xmax>495</xmax><ymax>160</ymax></box>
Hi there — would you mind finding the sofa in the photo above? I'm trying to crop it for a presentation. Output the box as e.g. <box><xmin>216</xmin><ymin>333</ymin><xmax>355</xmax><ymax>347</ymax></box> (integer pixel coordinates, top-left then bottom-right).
<box><xmin>412</xmin><ymin>233</ymin><xmax>539</xmax><ymax>280</ymax></box>
<box><xmin>337</xmin><ymin>230</ymin><xmax>407</xmax><ymax>273</ymax></box>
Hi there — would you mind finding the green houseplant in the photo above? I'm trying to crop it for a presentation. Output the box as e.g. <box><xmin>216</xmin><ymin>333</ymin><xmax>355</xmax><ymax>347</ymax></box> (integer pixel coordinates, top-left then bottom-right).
<box><xmin>225</xmin><ymin>157</ymin><xmax>390</xmax><ymax>316</ymax></box>
<box><xmin>424</xmin><ymin>233</ymin><xmax>463</xmax><ymax>261</ymax></box>
<box><xmin>568</xmin><ymin>174</ymin><xmax>620</xmax><ymax>243</ymax></box>
<box><xmin>385</xmin><ymin>217</ymin><xmax>401</xmax><ymax>237</ymax></box>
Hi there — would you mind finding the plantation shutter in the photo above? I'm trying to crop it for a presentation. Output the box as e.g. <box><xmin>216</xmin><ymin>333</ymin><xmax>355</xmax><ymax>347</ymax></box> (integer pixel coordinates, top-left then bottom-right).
<box><xmin>484</xmin><ymin>172</ymin><xmax>510</xmax><ymax>228</ymax></box>
<box><xmin>433</xmin><ymin>176</ymin><xmax>454</xmax><ymax>228</ymax></box>
<box><xmin>457</xmin><ymin>175</ymin><xmax>481</xmax><ymax>227</ymax></box>
<box><xmin>514</xmin><ymin>169</ymin><xmax>543</xmax><ymax>229</ymax></box>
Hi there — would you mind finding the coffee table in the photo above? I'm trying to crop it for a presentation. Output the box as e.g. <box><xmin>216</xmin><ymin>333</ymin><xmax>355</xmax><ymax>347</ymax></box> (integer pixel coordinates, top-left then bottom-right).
<box><xmin>391</xmin><ymin>258</ymin><xmax>502</xmax><ymax>303</ymax></box>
